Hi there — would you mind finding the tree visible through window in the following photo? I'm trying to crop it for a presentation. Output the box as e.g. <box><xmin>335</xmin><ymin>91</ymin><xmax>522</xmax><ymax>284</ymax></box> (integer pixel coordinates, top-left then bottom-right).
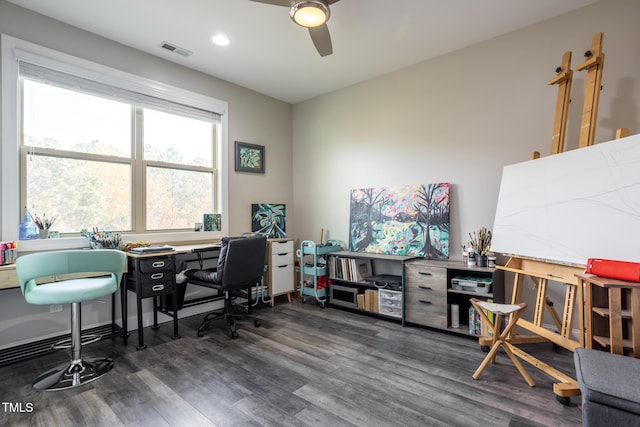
<box><xmin>21</xmin><ymin>79</ymin><xmax>217</xmax><ymax>234</ymax></box>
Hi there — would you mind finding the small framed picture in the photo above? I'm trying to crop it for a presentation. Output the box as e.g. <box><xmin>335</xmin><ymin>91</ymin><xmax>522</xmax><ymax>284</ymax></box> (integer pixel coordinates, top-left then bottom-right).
<box><xmin>235</xmin><ymin>141</ymin><xmax>265</xmax><ymax>174</ymax></box>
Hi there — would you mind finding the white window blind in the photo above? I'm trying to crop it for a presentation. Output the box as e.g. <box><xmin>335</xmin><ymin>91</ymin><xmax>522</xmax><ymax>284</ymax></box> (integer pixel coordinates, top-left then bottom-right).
<box><xmin>18</xmin><ymin>61</ymin><xmax>221</xmax><ymax>123</ymax></box>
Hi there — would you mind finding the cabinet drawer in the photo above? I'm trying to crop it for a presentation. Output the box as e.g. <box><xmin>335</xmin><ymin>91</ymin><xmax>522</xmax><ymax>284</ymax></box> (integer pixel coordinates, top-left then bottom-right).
<box><xmin>141</xmin><ymin>280</ymin><xmax>174</xmax><ymax>297</ymax></box>
<box><xmin>271</xmin><ymin>251</ymin><xmax>293</xmax><ymax>267</ymax></box>
<box><xmin>270</xmin><ymin>240</ymin><xmax>293</xmax><ymax>255</ymax></box>
<box><xmin>404</xmin><ymin>264</ymin><xmax>446</xmax><ymax>291</ymax></box>
<box><xmin>127</xmin><ymin>277</ymin><xmax>175</xmax><ymax>298</ymax></box>
<box><xmin>138</xmin><ymin>257</ymin><xmax>173</xmax><ymax>273</ymax></box>
<box><xmin>405</xmin><ymin>291</ymin><xmax>447</xmax><ymax>328</ymax></box>
<box><xmin>270</xmin><ymin>264</ymin><xmax>294</xmax><ymax>295</ymax></box>
<box><xmin>139</xmin><ymin>270</ymin><xmax>171</xmax><ymax>285</ymax></box>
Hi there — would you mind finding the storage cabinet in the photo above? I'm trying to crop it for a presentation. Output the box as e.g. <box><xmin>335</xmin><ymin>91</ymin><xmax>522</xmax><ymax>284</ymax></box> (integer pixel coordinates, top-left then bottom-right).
<box><xmin>404</xmin><ymin>262</ymin><xmax>448</xmax><ymax>329</ymax></box>
<box><xmin>131</xmin><ymin>256</ymin><xmax>175</xmax><ymax>297</ymax></box>
<box><xmin>578</xmin><ymin>273</ymin><xmax>640</xmax><ymax>358</ymax></box>
<box><xmin>125</xmin><ymin>253</ymin><xmax>179</xmax><ymax>349</ymax></box>
<box><xmin>265</xmin><ymin>238</ymin><xmax>295</xmax><ymax>305</ymax></box>
<box><xmin>378</xmin><ymin>289</ymin><xmax>402</xmax><ymax>319</ymax></box>
<box><xmin>404</xmin><ymin>259</ymin><xmax>504</xmax><ymax>336</ymax></box>
<box><xmin>326</xmin><ymin>251</ymin><xmax>414</xmax><ymax>320</ymax></box>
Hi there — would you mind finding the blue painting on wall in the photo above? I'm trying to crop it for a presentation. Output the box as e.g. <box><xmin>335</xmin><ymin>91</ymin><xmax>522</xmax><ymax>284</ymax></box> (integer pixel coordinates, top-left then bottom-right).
<box><xmin>251</xmin><ymin>203</ymin><xmax>286</xmax><ymax>238</ymax></box>
<box><xmin>349</xmin><ymin>183</ymin><xmax>450</xmax><ymax>258</ymax></box>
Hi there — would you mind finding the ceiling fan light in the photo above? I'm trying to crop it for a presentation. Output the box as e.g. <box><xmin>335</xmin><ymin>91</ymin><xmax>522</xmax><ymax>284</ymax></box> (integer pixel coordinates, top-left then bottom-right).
<box><xmin>212</xmin><ymin>34</ymin><xmax>230</xmax><ymax>46</ymax></box>
<box><xmin>290</xmin><ymin>1</ymin><xmax>330</xmax><ymax>28</ymax></box>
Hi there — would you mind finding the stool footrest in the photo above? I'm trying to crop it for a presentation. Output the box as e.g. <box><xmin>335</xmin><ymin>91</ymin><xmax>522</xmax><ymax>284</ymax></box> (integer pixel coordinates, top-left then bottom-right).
<box><xmin>52</xmin><ymin>334</ymin><xmax>102</xmax><ymax>350</ymax></box>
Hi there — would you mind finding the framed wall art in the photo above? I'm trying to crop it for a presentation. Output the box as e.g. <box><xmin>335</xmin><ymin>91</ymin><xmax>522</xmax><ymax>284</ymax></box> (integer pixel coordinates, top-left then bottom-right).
<box><xmin>349</xmin><ymin>182</ymin><xmax>450</xmax><ymax>259</ymax></box>
<box><xmin>235</xmin><ymin>141</ymin><xmax>265</xmax><ymax>173</ymax></box>
<box><xmin>251</xmin><ymin>203</ymin><xmax>286</xmax><ymax>238</ymax></box>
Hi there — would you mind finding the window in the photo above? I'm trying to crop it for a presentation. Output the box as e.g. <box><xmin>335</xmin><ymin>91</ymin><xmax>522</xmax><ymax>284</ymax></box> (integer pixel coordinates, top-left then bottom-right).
<box><xmin>2</xmin><ymin>35</ymin><xmax>228</xmax><ymax>246</ymax></box>
<box><xmin>22</xmin><ymin>80</ymin><xmax>133</xmax><ymax>232</ymax></box>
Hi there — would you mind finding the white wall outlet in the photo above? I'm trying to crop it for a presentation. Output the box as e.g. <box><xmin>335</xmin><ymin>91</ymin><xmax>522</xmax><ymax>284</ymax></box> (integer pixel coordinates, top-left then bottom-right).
<box><xmin>50</xmin><ymin>304</ymin><xmax>63</xmax><ymax>313</ymax></box>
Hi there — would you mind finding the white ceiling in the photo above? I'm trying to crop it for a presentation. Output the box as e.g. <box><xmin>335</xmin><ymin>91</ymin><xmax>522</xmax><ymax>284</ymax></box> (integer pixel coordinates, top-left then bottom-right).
<box><xmin>7</xmin><ymin>0</ymin><xmax>598</xmax><ymax>104</ymax></box>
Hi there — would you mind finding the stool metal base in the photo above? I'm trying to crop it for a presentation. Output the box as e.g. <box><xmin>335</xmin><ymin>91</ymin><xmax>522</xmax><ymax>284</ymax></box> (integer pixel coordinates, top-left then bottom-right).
<box><xmin>32</xmin><ymin>357</ymin><xmax>114</xmax><ymax>391</ymax></box>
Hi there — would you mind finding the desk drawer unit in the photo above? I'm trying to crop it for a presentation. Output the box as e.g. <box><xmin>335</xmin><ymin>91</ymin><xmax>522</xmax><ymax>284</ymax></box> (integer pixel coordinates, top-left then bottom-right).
<box><xmin>404</xmin><ymin>263</ymin><xmax>447</xmax><ymax>328</ymax></box>
<box><xmin>128</xmin><ymin>256</ymin><xmax>175</xmax><ymax>298</ymax></box>
<box><xmin>268</xmin><ymin>239</ymin><xmax>295</xmax><ymax>298</ymax></box>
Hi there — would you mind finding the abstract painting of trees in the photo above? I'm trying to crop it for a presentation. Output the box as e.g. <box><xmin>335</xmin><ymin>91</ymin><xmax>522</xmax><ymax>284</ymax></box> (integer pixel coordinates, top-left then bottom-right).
<box><xmin>349</xmin><ymin>183</ymin><xmax>450</xmax><ymax>258</ymax></box>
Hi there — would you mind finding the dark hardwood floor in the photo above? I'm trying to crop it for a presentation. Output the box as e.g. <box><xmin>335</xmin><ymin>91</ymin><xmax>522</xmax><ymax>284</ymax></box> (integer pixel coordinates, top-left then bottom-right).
<box><xmin>0</xmin><ymin>300</ymin><xmax>582</xmax><ymax>426</ymax></box>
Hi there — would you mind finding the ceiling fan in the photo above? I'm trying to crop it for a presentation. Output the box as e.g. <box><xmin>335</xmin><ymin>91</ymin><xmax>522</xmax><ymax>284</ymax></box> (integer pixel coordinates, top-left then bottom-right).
<box><xmin>249</xmin><ymin>0</ymin><xmax>341</xmax><ymax>57</ymax></box>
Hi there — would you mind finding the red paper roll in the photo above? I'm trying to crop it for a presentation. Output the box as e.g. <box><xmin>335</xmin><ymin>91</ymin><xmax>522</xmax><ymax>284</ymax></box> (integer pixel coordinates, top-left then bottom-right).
<box><xmin>586</xmin><ymin>258</ymin><xmax>640</xmax><ymax>283</ymax></box>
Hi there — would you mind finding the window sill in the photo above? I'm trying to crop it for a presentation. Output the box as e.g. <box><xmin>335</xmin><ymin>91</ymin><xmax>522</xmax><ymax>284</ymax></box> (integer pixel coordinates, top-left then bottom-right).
<box><xmin>17</xmin><ymin>231</ymin><xmax>224</xmax><ymax>253</ymax></box>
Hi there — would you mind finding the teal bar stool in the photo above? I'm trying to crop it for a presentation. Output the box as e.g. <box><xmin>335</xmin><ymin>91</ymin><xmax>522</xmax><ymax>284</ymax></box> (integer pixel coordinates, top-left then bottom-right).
<box><xmin>16</xmin><ymin>249</ymin><xmax>126</xmax><ymax>391</ymax></box>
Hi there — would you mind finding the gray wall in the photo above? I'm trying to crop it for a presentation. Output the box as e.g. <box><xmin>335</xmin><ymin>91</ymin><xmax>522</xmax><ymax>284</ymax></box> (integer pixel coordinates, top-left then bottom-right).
<box><xmin>292</xmin><ymin>0</ymin><xmax>640</xmax><ymax>252</ymax></box>
<box><xmin>290</xmin><ymin>0</ymin><xmax>640</xmax><ymax>330</ymax></box>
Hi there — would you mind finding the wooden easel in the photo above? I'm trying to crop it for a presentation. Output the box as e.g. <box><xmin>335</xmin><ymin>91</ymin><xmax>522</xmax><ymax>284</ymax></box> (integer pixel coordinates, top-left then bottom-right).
<box><xmin>488</xmin><ymin>33</ymin><xmax>610</xmax><ymax>403</ymax></box>
<box><xmin>531</xmin><ymin>33</ymin><xmax>605</xmax><ymax>159</ymax></box>
<box><xmin>548</xmin><ymin>51</ymin><xmax>573</xmax><ymax>155</ymax></box>
<box><xmin>576</xmin><ymin>32</ymin><xmax>605</xmax><ymax>149</ymax></box>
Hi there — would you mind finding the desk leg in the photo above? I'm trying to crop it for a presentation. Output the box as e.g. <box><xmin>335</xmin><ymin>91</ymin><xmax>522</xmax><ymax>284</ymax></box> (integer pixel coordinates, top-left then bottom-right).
<box><xmin>121</xmin><ymin>284</ymin><xmax>128</xmax><ymax>346</ymax></box>
<box><xmin>136</xmin><ymin>295</ymin><xmax>146</xmax><ymax>350</ymax></box>
<box><xmin>152</xmin><ymin>296</ymin><xmax>160</xmax><ymax>329</ymax></box>
<box><xmin>172</xmin><ymin>291</ymin><xmax>180</xmax><ymax>340</ymax></box>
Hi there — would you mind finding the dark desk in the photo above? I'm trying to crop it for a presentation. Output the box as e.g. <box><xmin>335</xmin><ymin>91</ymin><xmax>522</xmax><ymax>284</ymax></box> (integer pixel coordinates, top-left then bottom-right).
<box><xmin>122</xmin><ymin>243</ymin><xmax>221</xmax><ymax>349</ymax></box>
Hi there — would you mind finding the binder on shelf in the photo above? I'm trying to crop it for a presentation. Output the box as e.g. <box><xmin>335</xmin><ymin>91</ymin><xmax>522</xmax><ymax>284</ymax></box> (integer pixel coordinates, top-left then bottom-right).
<box><xmin>354</xmin><ymin>258</ymin><xmax>373</xmax><ymax>282</ymax></box>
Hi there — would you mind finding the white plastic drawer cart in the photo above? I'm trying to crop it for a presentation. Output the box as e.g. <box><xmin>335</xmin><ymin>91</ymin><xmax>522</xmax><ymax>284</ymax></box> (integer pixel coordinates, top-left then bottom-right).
<box><xmin>297</xmin><ymin>240</ymin><xmax>342</xmax><ymax>307</ymax></box>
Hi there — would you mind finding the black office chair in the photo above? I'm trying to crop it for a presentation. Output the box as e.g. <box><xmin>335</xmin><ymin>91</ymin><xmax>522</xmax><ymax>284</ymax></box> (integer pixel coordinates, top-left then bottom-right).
<box><xmin>184</xmin><ymin>235</ymin><xmax>267</xmax><ymax>339</ymax></box>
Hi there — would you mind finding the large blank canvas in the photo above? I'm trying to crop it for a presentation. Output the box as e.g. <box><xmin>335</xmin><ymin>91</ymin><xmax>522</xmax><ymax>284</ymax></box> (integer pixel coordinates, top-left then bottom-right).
<box><xmin>492</xmin><ymin>134</ymin><xmax>640</xmax><ymax>266</ymax></box>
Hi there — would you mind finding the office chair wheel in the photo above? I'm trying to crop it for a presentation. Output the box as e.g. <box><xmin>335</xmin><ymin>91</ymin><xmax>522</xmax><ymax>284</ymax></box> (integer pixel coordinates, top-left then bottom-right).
<box><xmin>231</xmin><ymin>331</ymin><xmax>239</xmax><ymax>339</ymax></box>
<box><xmin>301</xmin><ymin>297</ymin><xmax>306</xmax><ymax>303</ymax></box>
<box><xmin>481</xmin><ymin>345</ymin><xmax>490</xmax><ymax>352</ymax></box>
<box><xmin>556</xmin><ymin>395</ymin><xmax>571</xmax><ymax>406</ymax></box>
<box><xmin>254</xmin><ymin>319</ymin><xmax>261</xmax><ymax>327</ymax></box>
<box><xmin>319</xmin><ymin>302</ymin><xmax>326</xmax><ymax>308</ymax></box>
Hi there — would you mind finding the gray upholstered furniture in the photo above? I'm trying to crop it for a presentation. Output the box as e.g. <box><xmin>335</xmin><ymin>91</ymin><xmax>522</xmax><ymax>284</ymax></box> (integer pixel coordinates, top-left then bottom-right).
<box><xmin>574</xmin><ymin>348</ymin><xmax>640</xmax><ymax>426</ymax></box>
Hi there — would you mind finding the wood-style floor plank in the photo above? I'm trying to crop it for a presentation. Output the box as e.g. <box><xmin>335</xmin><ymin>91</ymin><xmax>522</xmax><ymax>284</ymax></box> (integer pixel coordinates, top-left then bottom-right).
<box><xmin>0</xmin><ymin>301</ymin><xmax>582</xmax><ymax>426</ymax></box>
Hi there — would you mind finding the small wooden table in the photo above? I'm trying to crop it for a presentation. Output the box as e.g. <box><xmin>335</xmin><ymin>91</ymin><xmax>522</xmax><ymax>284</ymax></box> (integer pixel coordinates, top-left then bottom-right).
<box><xmin>577</xmin><ymin>273</ymin><xmax>640</xmax><ymax>358</ymax></box>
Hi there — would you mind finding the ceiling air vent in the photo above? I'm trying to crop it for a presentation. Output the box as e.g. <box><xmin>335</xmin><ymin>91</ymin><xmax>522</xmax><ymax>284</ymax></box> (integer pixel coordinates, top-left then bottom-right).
<box><xmin>159</xmin><ymin>41</ymin><xmax>193</xmax><ymax>57</ymax></box>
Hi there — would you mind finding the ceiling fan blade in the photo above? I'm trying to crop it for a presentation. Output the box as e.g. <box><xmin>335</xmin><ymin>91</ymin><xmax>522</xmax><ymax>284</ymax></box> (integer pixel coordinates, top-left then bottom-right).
<box><xmin>248</xmin><ymin>0</ymin><xmax>291</xmax><ymax>7</ymax></box>
<box><xmin>309</xmin><ymin>24</ymin><xmax>333</xmax><ymax>57</ymax></box>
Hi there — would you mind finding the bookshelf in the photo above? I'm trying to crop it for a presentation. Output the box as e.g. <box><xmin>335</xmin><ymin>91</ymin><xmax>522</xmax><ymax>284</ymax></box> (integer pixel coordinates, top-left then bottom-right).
<box><xmin>326</xmin><ymin>251</ymin><xmax>415</xmax><ymax>320</ymax></box>
<box><xmin>578</xmin><ymin>273</ymin><xmax>640</xmax><ymax>357</ymax></box>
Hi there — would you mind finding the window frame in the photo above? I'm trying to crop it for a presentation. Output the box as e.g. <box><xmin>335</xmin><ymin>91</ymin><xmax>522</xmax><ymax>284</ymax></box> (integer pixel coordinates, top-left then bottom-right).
<box><xmin>1</xmin><ymin>34</ymin><xmax>229</xmax><ymax>251</ymax></box>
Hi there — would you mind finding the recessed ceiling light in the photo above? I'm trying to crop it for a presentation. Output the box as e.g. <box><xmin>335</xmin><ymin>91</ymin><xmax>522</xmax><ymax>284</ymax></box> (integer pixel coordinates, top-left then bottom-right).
<box><xmin>212</xmin><ymin>34</ymin><xmax>230</xmax><ymax>46</ymax></box>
